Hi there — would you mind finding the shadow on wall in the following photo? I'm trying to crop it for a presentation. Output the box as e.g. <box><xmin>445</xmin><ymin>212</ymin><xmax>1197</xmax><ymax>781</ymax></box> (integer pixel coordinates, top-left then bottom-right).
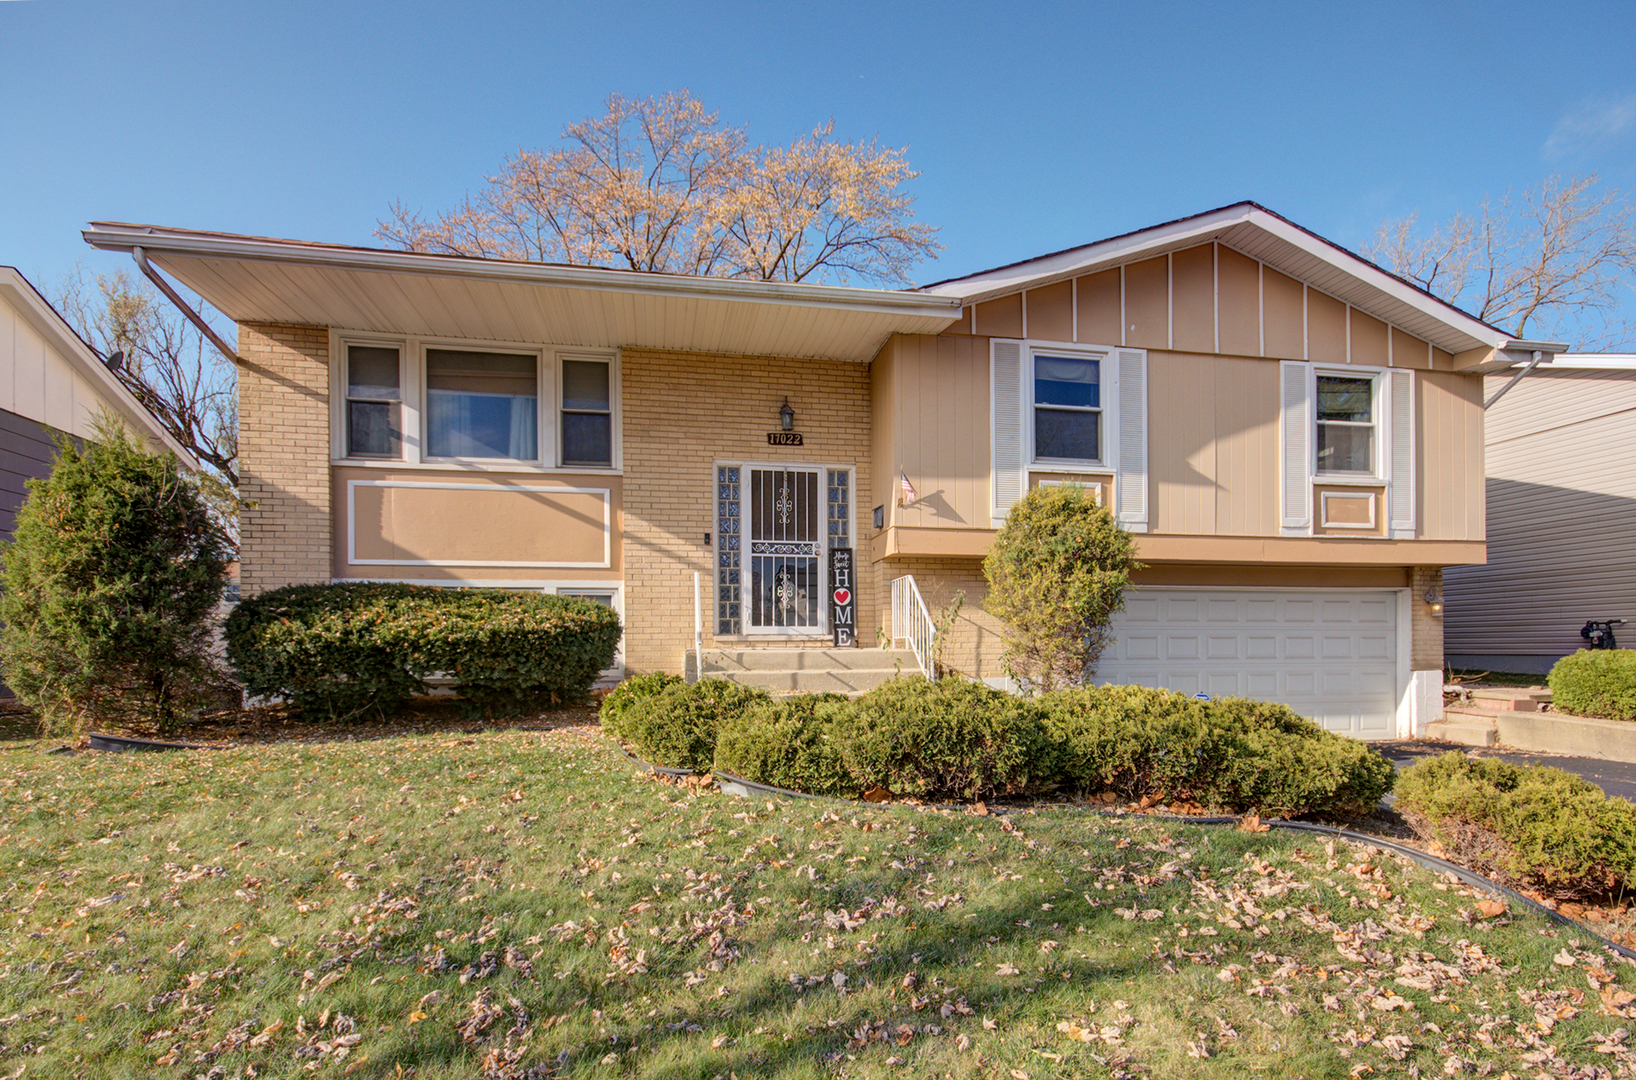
<box><xmin>1445</xmin><ymin>477</ymin><xmax>1636</xmax><ymax>669</ymax></box>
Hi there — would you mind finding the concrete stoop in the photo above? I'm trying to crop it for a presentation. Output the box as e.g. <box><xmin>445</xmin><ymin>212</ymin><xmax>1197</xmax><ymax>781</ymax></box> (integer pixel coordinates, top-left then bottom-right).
<box><xmin>1426</xmin><ymin>686</ymin><xmax>1636</xmax><ymax>763</ymax></box>
<box><xmin>683</xmin><ymin>647</ymin><xmax>922</xmax><ymax>695</ymax></box>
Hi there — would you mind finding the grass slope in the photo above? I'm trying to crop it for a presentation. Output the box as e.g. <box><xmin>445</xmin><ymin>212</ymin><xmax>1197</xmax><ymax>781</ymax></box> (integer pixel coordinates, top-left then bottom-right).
<box><xmin>3</xmin><ymin>715</ymin><xmax>1636</xmax><ymax>1079</ymax></box>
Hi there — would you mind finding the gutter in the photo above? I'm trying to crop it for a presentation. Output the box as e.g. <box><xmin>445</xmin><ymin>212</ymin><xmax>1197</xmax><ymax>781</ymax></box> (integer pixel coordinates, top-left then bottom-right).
<box><xmin>132</xmin><ymin>246</ymin><xmax>243</xmax><ymax>368</ymax></box>
<box><xmin>1484</xmin><ymin>338</ymin><xmax>1569</xmax><ymax>410</ymax></box>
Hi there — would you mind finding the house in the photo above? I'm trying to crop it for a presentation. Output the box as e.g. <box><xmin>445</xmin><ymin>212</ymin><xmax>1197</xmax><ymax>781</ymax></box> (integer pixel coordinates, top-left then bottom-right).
<box><xmin>83</xmin><ymin>203</ymin><xmax>1555</xmax><ymax>738</ymax></box>
<box><xmin>1444</xmin><ymin>354</ymin><xmax>1636</xmax><ymax>675</ymax></box>
<box><xmin>0</xmin><ymin>266</ymin><xmax>196</xmax><ymax>544</ymax></box>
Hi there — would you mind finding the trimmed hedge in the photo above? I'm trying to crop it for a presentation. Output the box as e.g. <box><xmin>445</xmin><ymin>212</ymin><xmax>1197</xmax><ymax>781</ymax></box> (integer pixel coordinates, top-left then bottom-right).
<box><xmin>715</xmin><ymin>694</ymin><xmax>860</xmax><ymax>798</ymax></box>
<box><xmin>1548</xmin><ymin>649</ymin><xmax>1636</xmax><ymax>721</ymax></box>
<box><xmin>599</xmin><ymin>674</ymin><xmax>1394</xmax><ymax>817</ymax></box>
<box><xmin>224</xmin><ymin>582</ymin><xmax>621</xmax><ymax>718</ymax></box>
<box><xmin>1396</xmin><ymin>752</ymin><xmax>1636</xmax><ymax>899</ymax></box>
<box><xmin>607</xmin><ymin>678</ymin><xmax>769</xmax><ymax>773</ymax></box>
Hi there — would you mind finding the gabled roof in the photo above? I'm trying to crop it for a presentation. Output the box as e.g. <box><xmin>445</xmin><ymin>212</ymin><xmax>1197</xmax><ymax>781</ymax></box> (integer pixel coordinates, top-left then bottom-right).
<box><xmin>919</xmin><ymin>202</ymin><xmax>1518</xmax><ymax>357</ymax></box>
<box><xmin>81</xmin><ymin>223</ymin><xmax>963</xmax><ymax>363</ymax></box>
<box><xmin>0</xmin><ymin>267</ymin><xmax>197</xmax><ymax>466</ymax></box>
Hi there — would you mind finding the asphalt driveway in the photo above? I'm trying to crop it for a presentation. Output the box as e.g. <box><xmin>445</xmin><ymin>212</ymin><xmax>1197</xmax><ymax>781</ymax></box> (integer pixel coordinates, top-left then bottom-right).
<box><xmin>1376</xmin><ymin>739</ymin><xmax>1636</xmax><ymax>802</ymax></box>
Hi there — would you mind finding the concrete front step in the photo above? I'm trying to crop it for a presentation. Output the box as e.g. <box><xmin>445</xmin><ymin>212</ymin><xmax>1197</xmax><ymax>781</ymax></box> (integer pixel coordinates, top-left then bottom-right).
<box><xmin>1424</xmin><ymin>718</ymin><xmax>1499</xmax><ymax>747</ymax></box>
<box><xmin>701</xmin><ymin>647</ymin><xmax>919</xmax><ymax>673</ymax></box>
<box><xmin>682</xmin><ymin>647</ymin><xmax>924</xmax><ymax>695</ymax></box>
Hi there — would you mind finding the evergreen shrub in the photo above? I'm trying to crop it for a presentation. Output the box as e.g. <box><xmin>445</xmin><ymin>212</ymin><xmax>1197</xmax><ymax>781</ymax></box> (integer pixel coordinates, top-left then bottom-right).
<box><xmin>0</xmin><ymin>420</ymin><xmax>230</xmax><ymax>733</ymax></box>
<box><xmin>1396</xmin><ymin>752</ymin><xmax>1636</xmax><ymax>899</ymax></box>
<box><xmin>1547</xmin><ymin>649</ymin><xmax>1636</xmax><ymax>721</ymax></box>
<box><xmin>224</xmin><ymin>582</ymin><xmax>620</xmax><ymax>719</ymax></box>
<box><xmin>714</xmin><ymin>694</ymin><xmax>860</xmax><ymax>798</ymax></box>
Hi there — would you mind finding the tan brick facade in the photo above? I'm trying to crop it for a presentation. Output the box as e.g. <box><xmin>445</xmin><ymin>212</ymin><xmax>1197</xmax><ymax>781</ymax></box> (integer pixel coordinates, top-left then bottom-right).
<box><xmin>1411</xmin><ymin>566</ymin><xmax>1445</xmax><ymax>672</ymax></box>
<box><xmin>238</xmin><ymin>323</ymin><xmax>331</xmax><ymax>596</ymax></box>
<box><xmin>620</xmin><ymin>348</ymin><xmax>881</xmax><ymax>674</ymax></box>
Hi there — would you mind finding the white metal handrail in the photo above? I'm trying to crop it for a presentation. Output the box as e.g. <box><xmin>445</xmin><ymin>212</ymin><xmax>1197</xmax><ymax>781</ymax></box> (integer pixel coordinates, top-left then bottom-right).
<box><xmin>890</xmin><ymin>574</ymin><xmax>937</xmax><ymax>680</ymax></box>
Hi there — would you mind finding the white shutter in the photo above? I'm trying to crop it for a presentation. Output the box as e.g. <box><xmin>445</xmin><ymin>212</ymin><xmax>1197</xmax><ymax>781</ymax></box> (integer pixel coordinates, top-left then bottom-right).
<box><xmin>1114</xmin><ymin>349</ymin><xmax>1148</xmax><ymax>532</ymax></box>
<box><xmin>1280</xmin><ymin>361</ymin><xmax>1313</xmax><ymax>532</ymax></box>
<box><xmin>990</xmin><ymin>340</ymin><xmax>1026</xmax><ymax>524</ymax></box>
<box><xmin>1387</xmin><ymin>368</ymin><xmax>1415</xmax><ymax>535</ymax></box>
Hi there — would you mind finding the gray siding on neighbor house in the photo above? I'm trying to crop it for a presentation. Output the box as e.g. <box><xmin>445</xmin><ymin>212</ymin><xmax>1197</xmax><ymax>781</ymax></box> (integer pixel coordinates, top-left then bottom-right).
<box><xmin>0</xmin><ymin>405</ymin><xmax>65</xmax><ymax>542</ymax></box>
<box><xmin>1444</xmin><ymin>368</ymin><xmax>1636</xmax><ymax>671</ymax></box>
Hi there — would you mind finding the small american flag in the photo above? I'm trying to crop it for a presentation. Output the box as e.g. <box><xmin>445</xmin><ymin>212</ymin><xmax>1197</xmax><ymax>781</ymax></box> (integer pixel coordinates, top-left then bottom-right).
<box><xmin>899</xmin><ymin>470</ymin><xmax>918</xmax><ymax>504</ymax></box>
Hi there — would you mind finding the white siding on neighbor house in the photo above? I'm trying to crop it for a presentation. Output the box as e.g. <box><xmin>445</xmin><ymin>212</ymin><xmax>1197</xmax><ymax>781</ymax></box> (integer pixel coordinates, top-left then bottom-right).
<box><xmin>1444</xmin><ymin>368</ymin><xmax>1636</xmax><ymax>665</ymax></box>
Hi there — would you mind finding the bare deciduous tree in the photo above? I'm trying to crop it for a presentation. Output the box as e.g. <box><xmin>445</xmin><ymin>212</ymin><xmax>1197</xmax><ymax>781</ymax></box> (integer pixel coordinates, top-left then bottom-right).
<box><xmin>1367</xmin><ymin>174</ymin><xmax>1636</xmax><ymax>348</ymax></box>
<box><xmin>53</xmin><ymin>268</ymin><xmax>241</xmax><ymax>540</ymax></box>
<box><xmin>377</xmin><ymin>91</ymin><xmax>941</xmax><ymax>286</ymax></box>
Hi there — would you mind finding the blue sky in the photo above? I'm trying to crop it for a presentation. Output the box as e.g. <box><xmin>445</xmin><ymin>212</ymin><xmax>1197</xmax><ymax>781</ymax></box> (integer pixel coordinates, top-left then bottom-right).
<box><xmin>3</xmin><ymin>0</ymin><xmax>1635</xmax><ymax>313</ymax></box>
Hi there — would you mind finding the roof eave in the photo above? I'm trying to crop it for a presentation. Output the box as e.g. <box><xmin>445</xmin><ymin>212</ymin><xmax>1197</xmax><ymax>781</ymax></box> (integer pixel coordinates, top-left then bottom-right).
<box><xmin>82</xmin><ymin>223</ymin><xmax>963</xmax><ymax>323</ymax></box>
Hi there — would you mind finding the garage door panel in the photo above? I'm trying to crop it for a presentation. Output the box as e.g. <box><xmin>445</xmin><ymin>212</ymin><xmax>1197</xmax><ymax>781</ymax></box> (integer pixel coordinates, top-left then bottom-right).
<box><xmin>1097</xmin><ymin>588</ymin><xmax>1400</xmax><ymax>739</ymax></box>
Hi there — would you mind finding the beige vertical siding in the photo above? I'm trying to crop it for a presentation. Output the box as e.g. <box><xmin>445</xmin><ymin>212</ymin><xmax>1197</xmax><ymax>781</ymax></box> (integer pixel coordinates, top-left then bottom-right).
<box><xmin>1171</xmin><ymin>244</ymin><xmax>1215</xmax><ymax>353</ymax></box>
<box><xmin>1262</xmin><ymin>268</ymin><xmax>1306</xmax><ymax>360</ymax></box>
<box><xmin>1446</xmin><ymin>368</ymin><xmax>1636</xmax><ymax>663</ymax></box>
<box><xmin>1212</xmin><ymin>357</ymin><xmax>1280</xmax><ymax>535</ymax></box>
<box><xmin>1123</xmin><ymin>257</ymin><xmax>1170</xmax><ymax>349</ymax></box>
<box><xmin>1393</xmin><ymin>327</ymin><xmax>1430</xmax><ymax>371</ymax></box>
<box><xmin>1024</xmin><ymin>280</ymin><xmax>1073</xmax><ymax>342</ymax></box>
<box><xmin>870</xmin><ymin>337</ymin><xmax>898</xmax><ymax>528</ymax></box>
<box><xmin>974</xmin><ymin>294</ymin><xmax>1022</xmax><ymax>338</ymax></box>
<box><xmin>1077</xmin><ymin>268</ymin><xmax>1122</xmax><ymax>345</ymax></box>
<box><xmin>1217</xmin><ymin>246</ymin><xmax>1261</xmax><ymax>357</ymax></box>
<box><xmin>1351</xmin><ymin>310</ymin><xmax>1389</xmax><ymax>367</ymax></box>
<box><xmin>1307</xmin><ymin>290</ymin><xmax>1347</xmax><ymax>364</ymax></box>
<box><xmin>884</xmin><ymin>334</ymin><xmax>990</xmax><ymax>530</ymax></box>
<box><xmin>1417</xmin><ymin>370</ymin><xmax>1485</xmax><ymax>543</ymax></box>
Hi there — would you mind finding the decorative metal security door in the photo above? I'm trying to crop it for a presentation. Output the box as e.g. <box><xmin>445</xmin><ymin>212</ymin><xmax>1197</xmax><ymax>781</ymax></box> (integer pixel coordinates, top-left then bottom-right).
<box><xmin>745</xmin><ymin>466</ymin><xmax>824</xmax><ymax>634</ymax></box>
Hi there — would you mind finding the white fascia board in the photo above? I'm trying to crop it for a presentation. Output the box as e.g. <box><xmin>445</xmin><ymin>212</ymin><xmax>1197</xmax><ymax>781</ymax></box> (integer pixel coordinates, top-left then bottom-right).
<box><xmin>919</xmin><ymin>204</ymin><xmax>1252</xmax><ymax>301</ymax></box>
<box><xmin>82</xmin><ymin>223</ymin><xmax>963</xmax><ymax>323</ymax></box>
<box><xmin>0</xmin><ymin>267</ymin><xmax>198</xmax><ymax>467</ymax></box>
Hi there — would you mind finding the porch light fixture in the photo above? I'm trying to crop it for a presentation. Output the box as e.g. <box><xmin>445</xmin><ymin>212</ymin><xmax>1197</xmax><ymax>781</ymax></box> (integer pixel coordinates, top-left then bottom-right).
<box><xmin>779</xmin><ymin>397</ymin><xmax>795</xmax><ymax>432</ymax></box>
<box><xmin>1424</xmin><ymin>586</ymin><xmax>1444</xmax><ymax>616</ymax></box>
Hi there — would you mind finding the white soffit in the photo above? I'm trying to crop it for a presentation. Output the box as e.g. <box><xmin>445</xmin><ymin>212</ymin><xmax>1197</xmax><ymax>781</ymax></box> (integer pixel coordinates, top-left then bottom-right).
<box><xmin>82</xmin><ymin>224</ymin><xmax>962</xmax><ymax>362</ymax></box>
<box><xmin>920</xmin><ymin>203</ymin><xmax>1507</xmax><ymax>355</ymax></box>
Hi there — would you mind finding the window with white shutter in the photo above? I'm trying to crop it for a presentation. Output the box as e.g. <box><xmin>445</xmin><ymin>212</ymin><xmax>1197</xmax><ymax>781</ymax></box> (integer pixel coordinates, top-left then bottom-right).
<box><xmin>1114</xmin><ymin>349</ymin><xmax>1148</xmax><ymax>532</ymax></box>
<box><xmin>1280</xmin><ymin>360</ymin><xmax>1314</xmax><ymax>533</ymax></box>
<box><xmin>1387</xmin><ymin>368</ymin><xmax>1415</xmax><ymax>536</ymax></box>
<box><xmin>990</xmin><ymin>340</ymin><xmax>1026</xmax><ymax>524</ymax></box>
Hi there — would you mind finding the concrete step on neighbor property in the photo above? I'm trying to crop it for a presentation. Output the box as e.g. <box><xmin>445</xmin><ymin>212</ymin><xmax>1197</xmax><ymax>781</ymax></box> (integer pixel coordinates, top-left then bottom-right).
<box><xmin>1466</xmin><ymin>687</ymin><xmax>1551</xmax><ymax>712</ymax></box>
<box><xmin>691</xmin><ymin>647</ymin><xmax>922</xmax><ymax>695</ymax></box>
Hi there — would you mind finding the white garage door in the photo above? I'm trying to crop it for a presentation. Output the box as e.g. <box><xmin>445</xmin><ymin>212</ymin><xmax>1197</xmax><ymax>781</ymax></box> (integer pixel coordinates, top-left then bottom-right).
<box><xmin>1096</xmin><ymin>589</ymin><xmax>1401</xmax><ymax>739</ymax></box>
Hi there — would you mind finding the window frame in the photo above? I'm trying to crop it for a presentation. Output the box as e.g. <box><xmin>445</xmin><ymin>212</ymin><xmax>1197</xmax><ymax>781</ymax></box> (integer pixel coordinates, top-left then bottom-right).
<box><xmin>1312</xmin><ymin>366</ymin><xmax>1384</xmax><ymax>481</ymax></box>
<box><xmin>329</xmin><ymin>331</ymin><xmax>621</xmax><ymax>473</ymax></box>
<box><xmin>1025</xmin><ymin>343</ymin><xmax>1117</xmax><ymax>474</ymax></box>
<box><xmin>557</xmin><ymin>352</ymin><xmax>615</xmax><ymax>469</ymax></box>
<box><xmin>342</xmin><ymin>340</ymin><xmax>405</xmax><ymax>460</ymax></box>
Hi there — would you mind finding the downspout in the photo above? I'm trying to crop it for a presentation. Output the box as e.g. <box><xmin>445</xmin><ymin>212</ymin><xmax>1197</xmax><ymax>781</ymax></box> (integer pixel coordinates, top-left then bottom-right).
<box><xmin>132</xmin><ymin>246</ymin><xmax>243</xmax><ymax>367</ymax></box>
<box><xmin>1483</xmin><ymin>349</ymin><xmax>1544</xmax><ymax>410</ymax></box>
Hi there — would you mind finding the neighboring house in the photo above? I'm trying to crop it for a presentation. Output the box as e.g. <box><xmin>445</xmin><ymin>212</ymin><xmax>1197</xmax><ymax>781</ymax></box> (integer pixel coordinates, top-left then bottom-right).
<box><xmin>83</xmin><ymin>204</ymin><xmax>1553</xmax><ymax>738</ymax></box>
<box><xmin>0</xmin><ymin>266</ymin><xmax>196</xmax><ymax>542</ymax></box>
<box><xmin>1445</xmin><ymin>355</ymin><xmax>1636</xmax><ymax>674</ymax></box>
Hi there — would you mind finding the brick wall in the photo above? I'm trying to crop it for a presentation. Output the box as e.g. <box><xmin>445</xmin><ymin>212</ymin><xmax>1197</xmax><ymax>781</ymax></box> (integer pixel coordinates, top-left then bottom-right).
<box><xmin>878</xmin><ymin>556</ymin><xmax>1006</xmax><ymax>680</ymax></box>
<box><xmin>238</xmin><ymin>323</ymin><xmax>331</xmax><ymax>596</ymax></box>
<box><xmin>1411</xmin><ymin>565</ymin><xmax>1445</xmax><ymax>672</ymax></box>
<box><xmin>621</xmin><ymin>348</ymin><xmax>878</xmax><ymax>674</ymax></box>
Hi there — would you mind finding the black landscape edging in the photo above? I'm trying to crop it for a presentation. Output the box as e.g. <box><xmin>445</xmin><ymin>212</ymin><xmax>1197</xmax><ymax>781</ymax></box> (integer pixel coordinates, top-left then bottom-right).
<box><xmin>702</xmin><ymin>764</ymin><xmax>1636</xmax><ymax>963</ymax></box>
<box><xmin>619</xmin><ymin>745</ymin><xmax>700</xmax><ymax>779</ymax></box>
<box><xmin>87</xmin><ymin>732</ymin><xmax>212</xmax><ymax>753</ymax></box>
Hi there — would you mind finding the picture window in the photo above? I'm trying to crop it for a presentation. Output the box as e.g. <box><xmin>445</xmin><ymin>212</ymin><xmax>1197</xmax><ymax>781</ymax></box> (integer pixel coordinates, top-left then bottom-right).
<box><xmin>425</xmin><ymin>348</ymin><xmax>538</xmax><ymax>461</ymax></box>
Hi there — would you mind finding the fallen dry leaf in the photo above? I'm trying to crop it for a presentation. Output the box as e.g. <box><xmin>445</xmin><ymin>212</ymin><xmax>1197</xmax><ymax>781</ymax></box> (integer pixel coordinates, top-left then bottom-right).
<box><xmin>1475</xmin><ymin>899</ymin><xmax>1507</xmax><ymax>919</ymax></box>
<box><xmin>862</xmin><ymin>787</ymin><xmax>892</xmax><ymax>803</ymax></box>
<box><xmin>1238</xmin><ymin>815</ymin><xmax>1270</xmax><ymax>833</ymax></box>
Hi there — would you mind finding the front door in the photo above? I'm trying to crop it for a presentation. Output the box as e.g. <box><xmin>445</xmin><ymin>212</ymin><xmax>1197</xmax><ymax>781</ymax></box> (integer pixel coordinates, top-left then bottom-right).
<box><xmin>744</xmin><ymin>466</ymin><xmax>825</xmax><ymax>634</ymax></box>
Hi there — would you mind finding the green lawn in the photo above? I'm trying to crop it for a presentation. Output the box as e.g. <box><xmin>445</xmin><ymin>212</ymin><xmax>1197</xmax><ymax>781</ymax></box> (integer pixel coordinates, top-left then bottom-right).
<box><xmin>3</xmin><ymin>714</ymin><xmax>1636</xmax><ymax>1079</ymax></box>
